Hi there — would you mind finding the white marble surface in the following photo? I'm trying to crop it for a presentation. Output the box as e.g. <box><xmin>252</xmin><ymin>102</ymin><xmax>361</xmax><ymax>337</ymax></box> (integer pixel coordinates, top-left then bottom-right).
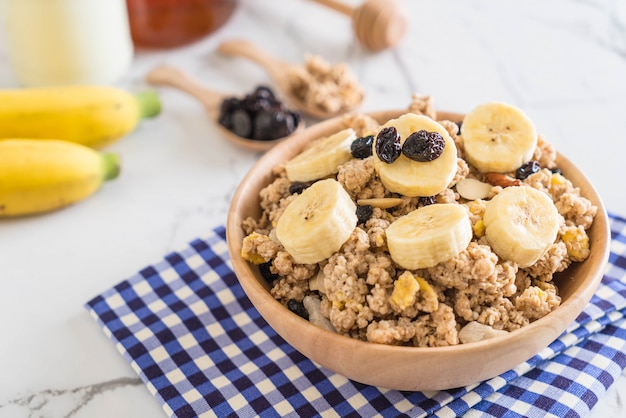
<box><xmin>0</xmin><ymin>0</ymin><xmax>625</xmax><ymax>416</ymax></box>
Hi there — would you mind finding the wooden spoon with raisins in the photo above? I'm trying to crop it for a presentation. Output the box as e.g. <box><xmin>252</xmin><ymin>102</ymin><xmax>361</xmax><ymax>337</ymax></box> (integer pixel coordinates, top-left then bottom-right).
<box><xmin>217</xmin><ymin>39</ymin><xmax>364</xmax><ymax>120</ymax></box>
<box><xmin>146</xmin><ymin>65</ymin><xmax>305</xmax><ymax>152</ymax></box>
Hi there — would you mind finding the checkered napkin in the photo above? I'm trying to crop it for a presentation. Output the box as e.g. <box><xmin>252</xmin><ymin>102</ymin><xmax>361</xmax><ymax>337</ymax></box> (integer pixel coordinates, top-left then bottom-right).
<box><xmin>86</xmin><ymin>213</ymin><xmax>626</xmax><ymax>418</ymax></box>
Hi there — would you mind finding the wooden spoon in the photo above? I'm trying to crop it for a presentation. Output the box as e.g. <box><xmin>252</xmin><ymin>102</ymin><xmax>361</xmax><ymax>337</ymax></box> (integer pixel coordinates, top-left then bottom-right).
<box><xmin>146</xmin><ymin>65</ymin><xmax>304</xmax><ymax>152</ymax></box>
<box><xmin>311</xmin><ymin>0</ymin><xmax>407</xmax><ymax>52</ymax></box>
<box><xmin>217</xmin><ymin>39</ymin><xmax>363</xmax><ymax>119</ymax></box>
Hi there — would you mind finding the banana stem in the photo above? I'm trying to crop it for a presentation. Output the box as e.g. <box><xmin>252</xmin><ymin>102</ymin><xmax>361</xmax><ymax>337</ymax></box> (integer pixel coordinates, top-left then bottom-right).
<box><xmin>134</xmin><ymin>91</ymin><xmax>162</xmax><ymax>119</ymax></box>
<box><xmin>101</xmin><ymin>153</ymin><xmax>121</xmax><ymax>181</ymax></box>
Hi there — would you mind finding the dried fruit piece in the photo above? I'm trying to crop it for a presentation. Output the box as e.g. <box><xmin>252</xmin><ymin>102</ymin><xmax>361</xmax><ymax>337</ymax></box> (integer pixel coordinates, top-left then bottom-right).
<box><xmin>390</xmin><ymin>271</ymin><xmax>420</xmax><ymax>310</ymax></box>
<box><xmin>287</xmin><ymin>299</ymin><xmax>309</xmax><ymax>320</ymax></box>
<box><xmin>375</xmin><ymin>126</ymin><xmax>401</xmax><ymax>163</ymax></box>
<box><xmin>516</xmin><ymin>160</ymin><xmax>541</xmax><ymax>180</ymax></box>
<box><xmin>231</xmin><ymin>109</ymin><xmax>252</xmax><ymax>138</ymax></box>
<box><xmin>356</xmin><ymin>204</ymin><xmax>374</xmax><ymax>224</ymax></box>
<box><xmin>259</xmin><ymin>262</ymin><xmax>279</xmax><ymax>283</ymax></box>
<box><xmin>218</xmin><ymin>85</ymin><xmax>301</xmax><ymax>141</ymax></box>
<box><xmin>350</xmin><ymin>135</ymin><xmax>374</xmax><ymax>159</ymax></box>
<box><xmin>288</xmin><ymin>182</ymin><xmax>310</xmax><ymax>195</ymax></box>
<box><xmin>401</xmin><ymin>130</ymin><xmax>445</xmax><ymax>162</ymax></box>
<box><xmin>254</xmin><ymin>108</ymin><xmax>296</xmax><ymax>140</ymax></box>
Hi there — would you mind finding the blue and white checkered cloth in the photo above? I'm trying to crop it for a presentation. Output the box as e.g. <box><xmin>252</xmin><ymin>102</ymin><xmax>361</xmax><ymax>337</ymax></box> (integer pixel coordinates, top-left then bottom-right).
<box><xmin>86</xmin><ymin>213</ymin><xmax>626</xmax><ymax>418</ymax></box>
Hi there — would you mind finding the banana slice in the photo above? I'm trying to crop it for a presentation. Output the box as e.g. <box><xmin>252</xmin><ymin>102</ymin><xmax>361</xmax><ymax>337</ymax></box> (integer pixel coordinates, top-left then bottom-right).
<box><xmin>483</xmin><ymin>186</ymin><xmax>559</xmax><ymax>268</ymax></box>
<box><xmin>275</xmin><ymin>178</ymin><xmax>357</xmax><ymax>264</ymax></box>
<box><xmin>386</xmin><ymin>203</ymin><xmax>472</xmax><ymax>269</ymax></box>
<box><xmin>284</xmin><ymin>128</ymin><xmax>356</xmax><ymax>182</ymax></box>
<box><xmin>372</xmin><ymin>113</ymin><xmax>457</xmax><ymax>197</ymax></box>
<box><xmin>461</xmin><ymin>102</ymin><xmax>537</xmax><ymax>173</ymax></box>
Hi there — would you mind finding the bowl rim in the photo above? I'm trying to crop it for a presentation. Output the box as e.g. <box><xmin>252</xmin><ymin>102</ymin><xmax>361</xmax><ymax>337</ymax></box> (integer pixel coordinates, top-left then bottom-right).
<box><xmin>226</xmin><ymin>108</ymin><xmax>611</xmax><ymax>390</ymax></box>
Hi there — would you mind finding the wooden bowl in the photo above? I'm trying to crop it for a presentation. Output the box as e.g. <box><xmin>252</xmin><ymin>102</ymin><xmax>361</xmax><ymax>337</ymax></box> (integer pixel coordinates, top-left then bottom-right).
<box><xmin>226</xmin><ymin>109</ymin><xmax>610</xmax><ymax>391</ymax></box>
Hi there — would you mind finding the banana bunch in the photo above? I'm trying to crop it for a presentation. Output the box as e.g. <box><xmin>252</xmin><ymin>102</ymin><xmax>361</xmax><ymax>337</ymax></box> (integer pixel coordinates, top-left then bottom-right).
<box><xmin>0</xmin><ymin>140</ymin><xmax>120</xmax><ymax>217</ymax></box>
<box><xmin>0</xmin><ymin>85</ymin><xmax>161</xmax><ymax>149</ymax></box>
<box><xmin>0</xmin><ymin>85</ymin><xmax>161</xmax><ymax>217</ymax></box>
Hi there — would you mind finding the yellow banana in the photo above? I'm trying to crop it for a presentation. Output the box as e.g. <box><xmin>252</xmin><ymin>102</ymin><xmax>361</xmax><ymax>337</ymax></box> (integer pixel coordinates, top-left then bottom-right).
<box><xmin>0</xmin><ymin>85</ymin><xmax>161</xmax><ymax>149</ymax></box>
<box><xmin>0</xmin><ymin>139</ymin><xmax>120</xmax><ymax>217</ymax></box>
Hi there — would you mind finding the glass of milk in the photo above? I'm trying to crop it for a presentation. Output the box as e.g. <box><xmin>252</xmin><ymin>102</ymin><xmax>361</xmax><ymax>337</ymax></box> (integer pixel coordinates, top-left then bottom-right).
<box><xmin>0</xmin><ymin>0</ymin><xmax>134</xmax><ymax>87</ymax></box>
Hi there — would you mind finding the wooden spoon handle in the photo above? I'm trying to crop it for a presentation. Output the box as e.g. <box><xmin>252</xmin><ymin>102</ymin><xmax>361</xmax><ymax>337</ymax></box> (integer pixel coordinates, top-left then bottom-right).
<box><xmin>309</xmin><ymin>0</ymin><xmax>355</xmax><ymax>16</ymax></box>
<box><xmin>218</xmin><ymin>39</ymin><xmax>289</xmax><ymax>81</ymax></box>
<box><xmin>146</xmin><ymin>65</ymin><xmax>224</xmax><ymax>110</ymax></box>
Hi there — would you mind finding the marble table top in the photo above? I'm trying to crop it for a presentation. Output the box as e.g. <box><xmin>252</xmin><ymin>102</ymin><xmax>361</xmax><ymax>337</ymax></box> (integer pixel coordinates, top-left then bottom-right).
<box><xmin>0</xmin><ymin>0</ymin><xmax>625</xmax><ymax>416</ymax></box>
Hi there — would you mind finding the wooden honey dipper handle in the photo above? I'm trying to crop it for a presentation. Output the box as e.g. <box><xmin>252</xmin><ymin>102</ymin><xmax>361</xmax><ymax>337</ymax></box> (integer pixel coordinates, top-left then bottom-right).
<box><xmin>309</xmin><ymin>0</ymin><xmax>355</xmax><ymax>16</ymax></box>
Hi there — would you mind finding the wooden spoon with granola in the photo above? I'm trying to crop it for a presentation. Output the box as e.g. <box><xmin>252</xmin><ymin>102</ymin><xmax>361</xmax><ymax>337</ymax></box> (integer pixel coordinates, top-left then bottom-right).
<box><xmin>218</xmin><ymin>39</ymin><xmax>364</xmax><ymax>120</ymax></box>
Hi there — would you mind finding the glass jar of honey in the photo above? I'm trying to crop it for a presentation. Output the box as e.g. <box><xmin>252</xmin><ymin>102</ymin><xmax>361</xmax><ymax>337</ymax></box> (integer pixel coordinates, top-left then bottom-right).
<box><xmin>126</xmin><ymin>0</ymin><xmax>237</xmax><ymax>49</ymax></box>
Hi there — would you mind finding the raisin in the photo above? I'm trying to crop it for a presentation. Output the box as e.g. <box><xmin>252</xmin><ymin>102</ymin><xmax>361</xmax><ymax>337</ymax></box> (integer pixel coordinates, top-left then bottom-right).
<box><xmin>243</xmin><ymin>88</ymin><xmax>273</xmax><ymax>115</ymax></box>
<box><xmin>289</xmin><ymin>182</ymin><xmax>309</xmax><ymax>194</ymax></box>
<box><xmin>259</xmin><ymin>262</ymin><xmax>279</xmax><ymax>283</ymax></box>
<box><xmin>516</xmin><ymin>160</ymin><xmax>541</xmax><ymax>180</ymax></box>
<box><xmin>551</xmin><ymin>167</ymin><xmax>562</xmax><ymax>175</ymax></box>
<box><xmin>402</xmin><ymin>130</ymin><xmax>445</xmax><ymax>162</ymax></box>
<box><xmin>252</xmin><ymin>85</ymin><xmax>275</xmax><ymax>101</ymax></box>
<box><xmin>290</xmin><ymin>110</ymin><xmax>301</xmax><ymax>127</ymax></box>
<box><xmin>287</xmin><ymin>299</ymin><xmax>309</xmax><ymax>320</ymax></box>
<box><xmin>419</xmin><ymin>196</ymin><xmax>436</xmax><ymax>206</ymax></box>
<box><xmin>217</xmin><ymin>97</ymin><xmax>240</xmax><ymax>129</ymax></box>
<box><xmin>218</xmin><ymin>86</ymin><xmax>300</xmax><ymax>141</ymax></box>
<box><xmin>254</xmin><ymin>108</ymin><xmax>296</xmax><ymax>140</ymax></box>
<box><xmin>350</xmin><ymin>135</ymin><xmax>374</xmax><ymax>159</ymax></box>
<box><xmin>231</xmin><ymin>109</ymin><xmax>252</xmax><ymax>138</ymax></box>
<box><xmin>356</xmin><ymin>205</ymin><xmax>374</xmax><ymax>224</ymax></box>
<box><xmin>246</xmin><ymin>96</ymin><xmax>271</xmax><ymax>116</ymax></box>
<box><xmin>375</xmin><ymin>127</ymin><xmax>401</xmax><ymax>163</ymax></box>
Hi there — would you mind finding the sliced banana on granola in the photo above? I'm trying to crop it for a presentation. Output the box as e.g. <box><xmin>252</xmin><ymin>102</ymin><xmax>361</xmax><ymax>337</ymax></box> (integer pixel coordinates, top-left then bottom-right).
<box><xmin>275</xmin><ymin>178</ymin><xmax>357</xmax><ymax>264</ymax></box>
<box><xmin>461</xmin><ymin>102</ymin><xmax>537</xmax><ymax>173</ymax></box>
<box><xmin>386</xmin><ymin>203</ymin><xmax>472</xmax><ymax>269</ymax></box>
<box><xmin>483</xmin><ymin>186</ymin><xmax>559</xmax><ymax>268</ymax></box>
<box><xmin>284</xmin><ymin>128</ymin><xmax>356</xmax><ymax>182</ymax></box>
<box><xmin>372</xmin><ymin>113</ymin><xmax>458</xmax><ymax>197</ymax></box>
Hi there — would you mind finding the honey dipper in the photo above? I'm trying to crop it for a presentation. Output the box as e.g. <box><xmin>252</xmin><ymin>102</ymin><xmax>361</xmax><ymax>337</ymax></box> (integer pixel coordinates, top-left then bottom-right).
<box><xmin>310</xmin><ymin>0</ymin><xmax>407</xmax><ymax>51</ymax></box>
